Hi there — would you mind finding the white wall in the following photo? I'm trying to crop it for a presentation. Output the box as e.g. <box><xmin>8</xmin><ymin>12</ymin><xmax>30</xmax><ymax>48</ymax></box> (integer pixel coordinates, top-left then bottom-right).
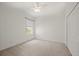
<box><xmin>0</xmin><ymin>6</ymin><xmax>33</xmax><ymax>50</ymax></box>
<box><xmin>67</xmin><ymin>3</ymin><xmax>79</xmax><ymax>56</ymax></box>
<box><xmin>36</xmin><ymin>14</ymin><xmax>65</xmax><ymax>43</ymax></box>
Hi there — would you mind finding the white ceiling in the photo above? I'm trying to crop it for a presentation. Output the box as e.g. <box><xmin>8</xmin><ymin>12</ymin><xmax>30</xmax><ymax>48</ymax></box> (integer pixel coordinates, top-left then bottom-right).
<box><xmin>0</xmin><ymin>2</ymin><xmax>75</xmax><ymax>17</ymax></box>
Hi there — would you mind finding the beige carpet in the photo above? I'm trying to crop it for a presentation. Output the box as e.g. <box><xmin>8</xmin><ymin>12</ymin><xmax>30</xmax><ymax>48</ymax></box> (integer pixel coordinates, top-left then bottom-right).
<box><xmin>0</xmin><ymin>39</ymin><xmax>72</xmax><ymax>56</ymax></box>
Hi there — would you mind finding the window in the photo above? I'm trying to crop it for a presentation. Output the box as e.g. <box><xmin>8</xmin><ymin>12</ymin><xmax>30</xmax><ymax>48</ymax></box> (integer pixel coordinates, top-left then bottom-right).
<box><xmin>24</xmin><ymin>17</ymin><xmax>35</xmax><ymax>37</ymax></box>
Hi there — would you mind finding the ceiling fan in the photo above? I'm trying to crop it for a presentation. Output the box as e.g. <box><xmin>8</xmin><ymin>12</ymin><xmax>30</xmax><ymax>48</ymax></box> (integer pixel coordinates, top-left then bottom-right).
<box><xmin>33</xmin><ymin>2</ymin><xmax>41</xmax><ymax>12</ymax></box>
<box><xmin>33</xmin><ymin>2</ymin><xmax>47</xmax><ymax>13</ymax></box>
